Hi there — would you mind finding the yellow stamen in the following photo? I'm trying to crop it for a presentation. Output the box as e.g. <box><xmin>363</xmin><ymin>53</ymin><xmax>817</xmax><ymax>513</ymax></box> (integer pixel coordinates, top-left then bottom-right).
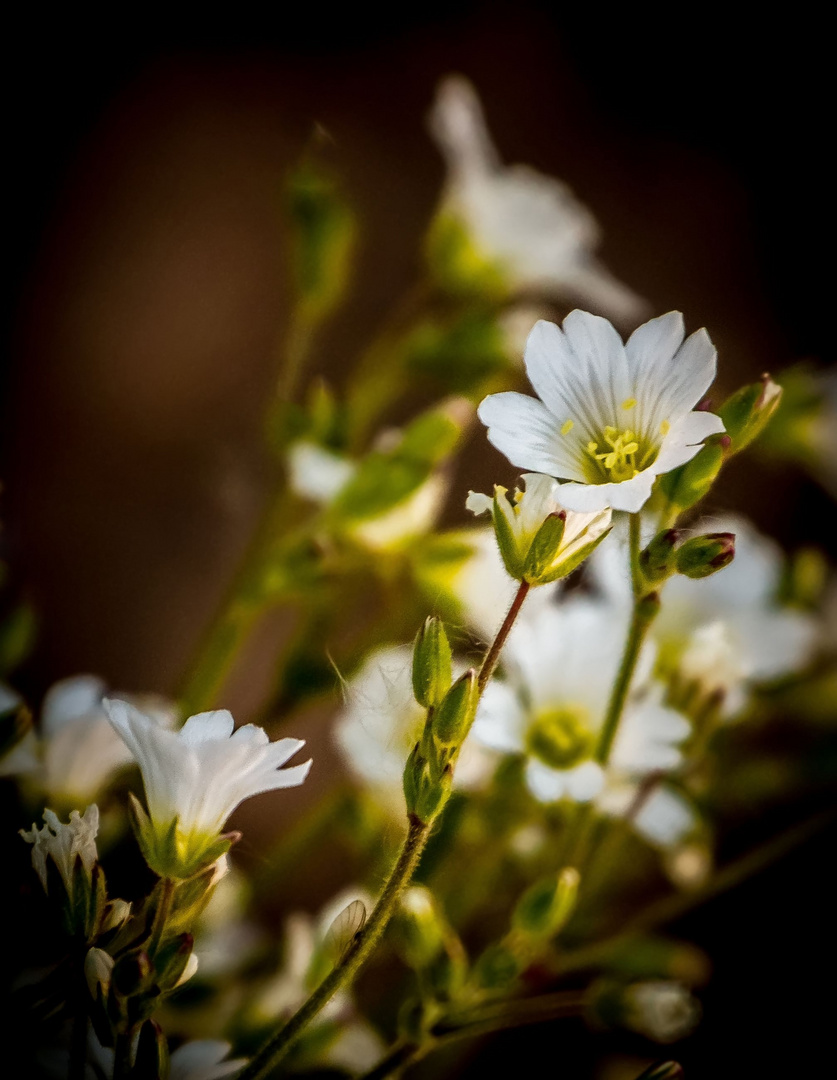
<box><xmin>561</xmin><ymin>419</ymin><xmax>574</xmax><ymax>436</ymax></box>
<box><xmin>621</xmin><ymin>397</ymin><xmax>637</xmax><ymax>410</ymax></box>
<box><xmin>660</xmin><ymin>419</ymin><xmax>671</xmax><ymax>436</ymax></box>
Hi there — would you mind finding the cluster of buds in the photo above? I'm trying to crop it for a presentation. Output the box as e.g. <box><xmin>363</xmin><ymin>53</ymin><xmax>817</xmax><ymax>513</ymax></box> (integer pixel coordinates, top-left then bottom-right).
<box><xmin>467</xmin><ymin>473</ymin><xmax>612</xmax><ymax>585</ymax></box>
<box><xmin>403</xmin><ymin>617</ymin><xmax>478</xmax><ymax>824</ymax></box>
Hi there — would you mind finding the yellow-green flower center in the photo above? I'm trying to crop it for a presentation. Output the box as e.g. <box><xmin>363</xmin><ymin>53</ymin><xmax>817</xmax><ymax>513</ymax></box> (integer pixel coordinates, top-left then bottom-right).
<box><xmin>585</xmin><ymin>426</ymin><xmax>658</xmax><ymax>483</ymax></box>
<box><xmin>526</xmin><ymin>706</ymin><xmax>595</xmax><ymax>770</ymax></box>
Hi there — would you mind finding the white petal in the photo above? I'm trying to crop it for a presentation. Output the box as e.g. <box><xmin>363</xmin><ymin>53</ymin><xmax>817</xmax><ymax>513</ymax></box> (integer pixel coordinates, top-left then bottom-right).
<box><xmin>41</xmin><ymin>675</ymin><xmax>106</xmax><ymax>738</ymax></box>
<box><xmin>525</xmin><ymin>759</ymin><xmax>569</xmax><ymax>802</ymax></box>
<box><xmin>564</xmin><ymin>761</ymin><xmax>605</xmax><ymax>801</ymax></box>
<box><xmin>471</xmin><ymin>681</ymin><xmax>526</xmax><ymax>752</ymax></box>
<box><xmin>478</xmin><ymin>392</ymin><xmax>579</xmax><ymax>477</ymax></box>
<box><xmin>180</xmin><ymin>711</ymin><xmax>236</xmax><ymax>745</ymax></box>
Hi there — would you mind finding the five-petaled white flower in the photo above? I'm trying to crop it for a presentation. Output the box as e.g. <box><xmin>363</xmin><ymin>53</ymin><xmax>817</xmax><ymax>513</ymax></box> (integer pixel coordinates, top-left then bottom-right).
<box><xmin>20</xmin><ymin>804</ymin><xmax>100</xmax><ymax>896</ymax></box>
<box><xmin>471</xmin><ymin>599</ymin><xmax>690</xmax><ymax>803</ymax></box>
<box><xmin>104</xmin><ymin>700</ymin><xmax>311</xmax><ymax>877</ymax></box>
<box><xmin>428</xmin><ymin>75</ymin><xmax>647</xmax><ymax>323</ymax></box>
<box><xmin>478</xmin><ymin>310</ymin><xmax>725</xmax><ymax>513</ymax></box>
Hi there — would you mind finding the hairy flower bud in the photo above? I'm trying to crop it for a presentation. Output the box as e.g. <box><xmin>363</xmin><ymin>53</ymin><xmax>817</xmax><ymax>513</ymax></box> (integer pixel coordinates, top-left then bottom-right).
<box><xmin>431</xmin><ymin>669</ymin><xmax>479</xmax><ymax>748</ymax></box>
<box><xmin>412</xmin><ymin>617</ymin><xmax>453</xmax><ymax>709</ymax></box>
<box><xmin>718</xmin><ymin>374</ymin><xmax>782</xmax><ymax>455</ymax></box>
<box><xmin>639</xmin><ymin>529</ymin><xmax>682</xmax><ymax>584</ymax></box>
<box><xmin>512</xmin><ymin>867</ymin><xmax>580</xmax><ymax>939</ymax></box>
<box><xmin>675</xmin><ymin>533</ymin><xmax>736</xmax><ymax>579</ymax></box>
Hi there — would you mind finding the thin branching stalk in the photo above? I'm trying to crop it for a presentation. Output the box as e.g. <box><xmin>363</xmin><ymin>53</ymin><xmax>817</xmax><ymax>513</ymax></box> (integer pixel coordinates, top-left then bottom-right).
<box><xmin>478</xmin><ymin>580</ymin><xmax>530</xmax><ymax>694</ymax></box>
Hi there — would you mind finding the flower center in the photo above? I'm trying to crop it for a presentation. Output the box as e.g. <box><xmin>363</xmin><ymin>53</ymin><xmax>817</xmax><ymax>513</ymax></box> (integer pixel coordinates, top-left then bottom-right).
<box><xmin>526</xmin><ymin>705</ymin><xmax>595</xmax><ymax>770</ymax></box>
<box><xmin>586</xmin><ymin>426</ymin><xmax>657</xmax><ymax>484</ymax></box>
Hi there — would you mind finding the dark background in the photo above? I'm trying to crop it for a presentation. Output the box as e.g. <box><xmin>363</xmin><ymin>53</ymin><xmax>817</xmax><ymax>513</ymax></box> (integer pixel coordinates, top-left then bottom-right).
<box><xmin>2</xmin><ymin>4</ymin><xmax>834</xmax><ymax>1076</ymax></box>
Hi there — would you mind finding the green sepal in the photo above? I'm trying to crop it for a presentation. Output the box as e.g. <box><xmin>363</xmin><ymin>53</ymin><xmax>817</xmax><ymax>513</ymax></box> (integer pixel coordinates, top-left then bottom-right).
<box><xmin>424</xmin><ymin>211</ymin><xmax>508</xmax><ymax>299</ymax></box>
<box><xmin>286</xmin><ymin>153</ymin><xmax>356</xmax><ymax>321</ymax></box>
<box><xmin>431</xmin><ymin>669</ymin><xmax>478</xmax><ymax>748</ymax></box>
<box><xmin>492</xmin><ymin>490</ymin><xmax>525</xmax><ymax>579</ymax></box>
<box><xmin>534</xmin><ymin>523</ymin><xmax>613</xmax><ymax>585</ymax></box>
<box><xmin>414</xmin><ymin>765</ymin><xmax>453</xmax><ymax>825</ymax></box>
<box><xmin>110</xmin><ymin>948</ymin><xmax>155</xmax><ymax>1002</ymax></box>
<box><xmin>658</xmin><ymin>437</ymin><xmax>726</xmax><ymax>511</ymax></box>
<box><xmin>134</xmin><ymin>1020</ymin><xmax>170</xmax><ymax>1080</ymax></box>
<box><xmin>675</xmin><ymin>532</ymin><xmax>735</xmax><ymax>579</ymax></box>
<box><xmin>717</xmin><ymin>374</ymin><xmax>782</xmax><ymax>455</ymax></box>
<box><xmin>412</xmin><ymin>616</ymin><xmax>453</xmax><ymax>709</ymax></box>
<box><xmin>512</xmin><ymin>867</ymin><xmax>579</xmax><ymax>940</ymax></box>
<box><xmin>473</xmin><ymin>941</ymin><xmax>522</xmax><ymax>989</ymax></box>
<box><xmin>153</xmin><ymin>932</ymin><xmax>194</xmax><ymax>993</ymax></box>
<box><xmin>639</xmin><ymin>529</ymin><xmax>682</xmax><ymax>585</ymax></box>
<box><xmin>523</xmin><ymin>512</ymin><xmax>566</xmax><ymax>583</ymax></box>
<box><xmin>0</xmin><ymin>602</ymin><xmax>37</xmax><ymax>677</ymax></box>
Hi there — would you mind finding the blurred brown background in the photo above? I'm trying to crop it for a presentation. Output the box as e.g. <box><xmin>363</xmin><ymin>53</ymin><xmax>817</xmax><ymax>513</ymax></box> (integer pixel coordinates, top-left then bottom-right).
<box><xmin>2</xmin><ymin>4</ymin><xmax>833</xmax><ymax>1076</ymax></box>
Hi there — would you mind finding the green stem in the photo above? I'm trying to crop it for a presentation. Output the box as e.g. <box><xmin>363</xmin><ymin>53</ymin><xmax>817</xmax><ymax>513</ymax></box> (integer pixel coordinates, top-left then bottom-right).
<box><xmin>112</xmin><ymin>1030</ymin><xmax>134</xmax><ymax>1080</ymax></box>
<box><xmin>147</xmin><ymin>876</ymin><xmax>177</xmax><ymax>956</ymax></box>
<box><xmin>237</xmin><ymin>816</ymin><xmax>430</xmax><ymax>1080</ymax></box>
<box><xmin>594</xmin><ymin>514</ymin><xmax>657</xmax><ymax>766</ymax></box>
<box><xmin>477</xmin><ymin>581</ymin><xmax>530</xmax><ymax>694</ymax></box>
<box><xmin>275</xmin><ymin>307</ymin><xmax>316</xmax><ymax>408</ymax></box>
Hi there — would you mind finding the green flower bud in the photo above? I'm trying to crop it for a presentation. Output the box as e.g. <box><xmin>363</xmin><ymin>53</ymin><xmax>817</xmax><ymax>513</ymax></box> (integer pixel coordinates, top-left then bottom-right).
<box><xmin>412</xmin><ymin>617</ymin><xmax>453</xmax><ymax>709</ymax></box>
<box><xmin>717</xmin><ymin>374</ymin><xmax>782</xmax><ymax>455</ymax></box>
<box><xmin>639</xmin><ymin>529</ymin><xmax>682</xmax><ymax>584</ymax></box>
<box><xmin>402</xmin><ymin>743</ymin><xmax>424</xmax><ymax>817</ymax></box>
<box><xmin>431</xmin><ymin>669</ymin><xmax>478</xmax><ymax>748</ymax></box>
<box><xmin>398</xmin><ymin>887</ymin><xmax>446</xmax><ymax>969</ymax></box>
<box><xmin>675</xmin><ymin>533</ymin><xmax>735</xmax><ymax>579</ymax></box>
<box><xmin>522</xmin><ymin>511</ymin><xmax>566</xmax><ymax>581</ymax></box>
<box><xmin>473</xmin><ymin>942</ymin><xmax>523</xmax><ymax>989</ymax></box>
<box><xmin>512</xmin><ymin>867</ymin><xmax>580</xmax><ymax>940</ymax></box>
<box><xmin>658</xmin><ymin>437</ymin><xmax>728</xmax><ymax>511</ymax></box>
<box><xmin>413</xmin><ymin>765</ymin><xmax>453</xmax><ymax>825</ymax></box>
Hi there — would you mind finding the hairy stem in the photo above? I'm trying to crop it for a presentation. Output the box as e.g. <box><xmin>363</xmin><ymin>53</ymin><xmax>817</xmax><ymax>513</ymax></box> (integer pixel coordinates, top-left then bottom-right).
<box><xmin>237</xmin><ymin>816</ymin><xmax>430</xmax><ymax>1080</ymax></box>
<box><xmin>477</xmin><ymin>581</ymin><xmax>530</xmax><ymax>694</ymax></box>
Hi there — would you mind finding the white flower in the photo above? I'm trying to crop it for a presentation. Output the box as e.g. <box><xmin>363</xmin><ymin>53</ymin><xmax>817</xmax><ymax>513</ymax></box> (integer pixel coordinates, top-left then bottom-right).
<box><xmin>591</xmin><ymin>514</ymin><xmax>818</xmax><ymax>713</ymax></box>
<box><xmin>84</xmin><ymin>947</ymin><xmax>114</xmax><ymax>999</ymax></box>
<box><xmin>333</xmin><ymin>645</ymin><xmax>492</xmax><ymax>808</ymax></box>
<box><xmin>252</xmin><ymin>888</ymin><xmax>384</xmax><ymax>1072</ymax></box>
<box><xmin>428</xmin><ymin>75</ymin><xmax>647</xmax><ymax>322</ymax></box>
<box><xmin>471</xmin><ymin>599</ymin><xmax>689</xmax><ymax>803</ymax></box>
<box><xmin>623</xmin><ymin>980</ymin><xmax>701</xmax><ymax>1043</ymax></box>
<box><xmin>598</xmin><ymin>782</ymin><xmax>698</xmax><ymax>849</ymax></box>
<box><xmin>20</xmin><ymin>804</ymin><xmax>99</xmax><ymax>895</ymax></box>
<box><xmin>466</xmin><ymin>472</ymin><xmax>611</xmax><ymax>583</ymax></box>
<box><xmin>287</xmin><ymin>441</ymin><xmax>356</xmax><ymax>503</ymax></box>
<box><xmin>477</xmin><ymin>311</ymin><xmax>725</xmax><ymax>512</ymax></box>
<box><xmin>104</xmin><ymin>700</ymin><xmax>311</xmax><ymax>876</ymax></box>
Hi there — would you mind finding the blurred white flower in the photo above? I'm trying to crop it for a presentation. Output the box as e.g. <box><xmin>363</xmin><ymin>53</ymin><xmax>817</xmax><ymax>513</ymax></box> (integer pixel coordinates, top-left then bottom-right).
<box><xmin>20</xmin><ymin>804</ymin><xmax>99</xmax><ymax>895</ymax></box>
<box><xmin>623</xmin><ymin>980</ymin><xmax>701</xmax><ymax>1043</ymax></box>
<box><xmin>334</xmin><ymin>645</ymin><xmax>493</xmax><ymax>808</ymax></box>
<box><xmin>471</xmin><ymin>599</ymin><xmax>689</xmax><ymax>802</ymax></box>
<box><xmin>428</xmin><ymin>75</ymin><xmax>647</xmax><ymax>322</ymax></box>
<box><xmin>466</xmin><ymin>471</ymin><xmax>611</xmax><ymax>583</ymax></box>
<box><xmin>105</xmin><ymin>700</ymin><xmax>311</xmax><ymax>876</ymax></box>
<box><xmin>253</xmin><ymin>888</ymin><xmax>383</xmax><ymax>1072</ymax></box>
<box><xmin>591</xmin><ymin>514</ymin><xmax>818</xmax><ymax>714</ymax></box>
<box><xmin>598</xmin><ymin>781</ymin><xmax>698</xmax><ymax>849</ymax></box>
<box><xmin>478</xmin><ymin>312</ymin><xmax>725</xmax><ymax>513</ymax></box>
<box><xmin>287</xmin><ymin>441</ymin><xmax>356</xmax><ymax>503</ymax></box>
<box><xmin>168</xmin><ymin>1041</ymin><xmax>248</xmax><ymax>1080</ymax></box>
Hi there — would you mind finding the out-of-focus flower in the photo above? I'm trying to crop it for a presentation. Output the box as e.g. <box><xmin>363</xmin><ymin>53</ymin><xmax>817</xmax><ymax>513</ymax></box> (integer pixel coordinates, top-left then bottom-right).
<box><xmin>478</xmin><ymin>312</ymin><xmax>725</xmax><ymax>513</ymax></box>
<box><xmin>0</xmin><ymin>682</ymin><xmax>39</xmax><ymax>777</ymax></box>
<box><xmin>428</xmin><ymin>74</ymin><xmax>647</xmax><ymax>322</ymax></box>
<box><xmin>591</xmin><ymin>514</ymin><xmax>818</xmax><ymax>716</ymax></box>
<box><xmin>598</xmin><ymin>782</ymin><xmax>698</xmax><ymax>849</ymax></box>
<box><xmin>20</xmin><ymin>805</ymin><xmax>100</xmax><ymax>895</ymax></box>
<box><xmin>168</xmin><ymin>1040</ymin><xmax>248</xmax><ymax>1080</ymax></box>
<box><xmin>334</xmin><ymin>645</ymin><xmax>493</xmax><ymax>808</ymax></box>
<box><xmin>467</xmin><ymin>472</ymin><xmax>611</xmax><ymax>584</ymax></box>
<box><xmin>104</xmin><ymin>700</ymin><xmax>311</xmax><ymax>877</ymax></box>
<box><xmin>251</xmin><ymin>888</ymin><xmax>384</xmax><ymax>1073</ymax></box>
<box><xmin>622</xmin><ymin>980</ymin><xmax>701</xmax><ymax>1043</ymax></box>
<box><xmin>471</xmin><ymin>600</ymin><xmax>689</xmax><ymax>803</ymax></box>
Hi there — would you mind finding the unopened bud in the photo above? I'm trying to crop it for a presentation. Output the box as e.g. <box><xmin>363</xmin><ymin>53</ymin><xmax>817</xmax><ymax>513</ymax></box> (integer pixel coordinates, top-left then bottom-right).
<box><xmin>512</xmin><ymin>867</ymin><xmax>580</xmax><ymax>939</ymax></box>
<box><xmin>522</xmin><ymin>511</ymin><xmax>566</xmax><ymax>582</ymax></box>
<box><xmin>402</xmin><ymin>743</ymin><xmax>424</xmax><ymax>817</ymax></box>
<box><xmin>412</xmin><ymin>616</ymin><xmax>453</xmax><ymax>709</ymax></box>
<box><xmin>431</xmin><ymin>669</ymin><xmax>478</xmax><ymax>747</ymax></box>
<box><xmin>675</xmin><ymin>533</ymin><xmax>735</xmax><ymax>579</ymax></box>
<box><xmin>399</xmin><ymin>887</ymin><xmax>445</xmax><ymax>968</ymax></box>
<box><xmin>639</xmin><ymin>529</ymin><xmax>682</xmax><ymax>584</ymax></box>
<box><xmin>473</xmin><ymin>941</ymin><xmax>523</xmax><ymax>989</ymax></box>
<box><xmin>414</xmin><ymin>765</ymin><xmax>453</xmax><ymax>825</ymax></box>
<box><xmin>718</xmin><ymin>374</ymin><xmax>783</xmax><ymax>454</ymax></box>
<box><xmin>658</xmin><ymin>438</ymin><xmax>726</xmax><ymax>511</ymax></box>
<box><xmin>111</xmin><ymin>949</ymin><xmax>154</xmax><ymax>998</ymax></box>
